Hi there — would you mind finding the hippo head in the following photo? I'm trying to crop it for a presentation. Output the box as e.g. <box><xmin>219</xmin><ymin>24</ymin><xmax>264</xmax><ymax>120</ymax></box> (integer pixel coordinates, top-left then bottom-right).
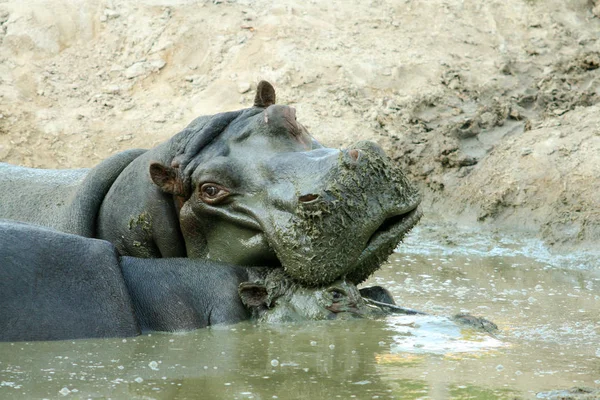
<box><xmin>150</xmin><ymin>81</ymin><xmax>421</xmax><ymax>286</ymax></box>
<box><xmin>238</xmin><ymin>269</ymin><xmax>387</xmax><ymax>322</ymax></box>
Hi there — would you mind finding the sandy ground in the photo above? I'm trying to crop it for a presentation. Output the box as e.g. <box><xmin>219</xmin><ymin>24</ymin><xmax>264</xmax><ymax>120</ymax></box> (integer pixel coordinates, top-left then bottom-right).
<box><xmin>0</xmin><ymin>0</ymin><xmax>598</xmax><ymax>252</ymax></box>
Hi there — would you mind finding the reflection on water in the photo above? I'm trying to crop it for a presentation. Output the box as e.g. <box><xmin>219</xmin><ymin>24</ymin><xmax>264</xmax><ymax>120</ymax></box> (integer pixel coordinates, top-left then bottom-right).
<box><xmin>1</xmin><ymin>225</ymin><xmax>599</xmax><ymax>399</ymax></box>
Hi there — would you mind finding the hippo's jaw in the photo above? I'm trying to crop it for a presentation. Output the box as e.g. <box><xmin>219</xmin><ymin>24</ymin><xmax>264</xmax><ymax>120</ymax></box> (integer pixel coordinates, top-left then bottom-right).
<box><xmin>348</xmin><ymin>205</ymin><xmax>423</xmax><ymax>284</ymax></box>
<box><xmin>365</xmin><ymin>205</ymin><xmax>422</xmax><ymax>252</ymax></box>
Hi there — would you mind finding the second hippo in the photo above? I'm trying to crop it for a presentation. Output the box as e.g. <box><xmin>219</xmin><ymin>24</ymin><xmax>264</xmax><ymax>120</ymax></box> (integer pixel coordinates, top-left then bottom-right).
<box><xmin>0</xmin><ymin>221</ymin><xmax>390</xmax><ymax>342</ymax></box>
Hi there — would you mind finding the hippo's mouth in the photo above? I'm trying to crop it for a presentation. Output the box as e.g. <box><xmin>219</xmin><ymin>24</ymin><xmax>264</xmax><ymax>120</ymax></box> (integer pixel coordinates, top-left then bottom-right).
<box><xmin>263</xmin><ymin>201</ymin><xmax>423</xmax><ymax>286</ymax></box>
<box><xmin>353</xmin><ymin>204</ymin><xmax>423</xmax><ymax>272</ymax></box>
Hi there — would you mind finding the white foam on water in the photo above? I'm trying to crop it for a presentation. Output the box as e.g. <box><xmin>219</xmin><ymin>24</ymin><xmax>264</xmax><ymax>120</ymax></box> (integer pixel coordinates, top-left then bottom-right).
<box><xmin>386</xmin><ymin>315</ymin><xmax>506</xmax><ymax>355</ymax></box>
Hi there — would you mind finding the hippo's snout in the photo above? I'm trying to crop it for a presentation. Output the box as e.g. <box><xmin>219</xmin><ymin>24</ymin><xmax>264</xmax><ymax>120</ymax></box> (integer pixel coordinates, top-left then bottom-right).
<box><xmin>268</xmin><ymin>140</ymin><xmax>422</xmax><ymax>286</ymax></box>
<box><xmin>298</xmin><ymin>193</ymin><xmax>320</xmax><ymax>203</ymax></box>
<box><xmin>325</xmin><ymin>302</ymin><xmax>368</xmax><ymax>319</ymax></box>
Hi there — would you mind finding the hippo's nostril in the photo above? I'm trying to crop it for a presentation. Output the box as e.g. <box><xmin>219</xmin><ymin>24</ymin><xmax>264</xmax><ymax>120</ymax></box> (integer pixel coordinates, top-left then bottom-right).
<box><xmin>298</xmin><ymin>193</ymin><xmax>319</xmax><ymax>203</ymax></box>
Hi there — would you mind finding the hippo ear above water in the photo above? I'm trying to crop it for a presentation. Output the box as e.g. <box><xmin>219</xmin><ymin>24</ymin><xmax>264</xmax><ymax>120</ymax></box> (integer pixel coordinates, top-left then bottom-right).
<box><xmin>253</xmin><ymin>80</ymin><xmax>276</xmax><ymax>108</ymax></box>
<box><xmin>149</xmin><ymin>163</ymin><xmax>188</xmax><ymax>198</ymax></box>
<box><xmin>238</xmin><ymin>282</ymin><xmax>269</xmax><ymax>309</ymax></box>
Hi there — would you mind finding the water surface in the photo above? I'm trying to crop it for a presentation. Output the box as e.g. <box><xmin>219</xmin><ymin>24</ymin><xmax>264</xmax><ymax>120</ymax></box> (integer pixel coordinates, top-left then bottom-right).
<box><xmin>1</xmin><ymin>225</ymin><xmax>598</xmax><ymax>399</ymax></box>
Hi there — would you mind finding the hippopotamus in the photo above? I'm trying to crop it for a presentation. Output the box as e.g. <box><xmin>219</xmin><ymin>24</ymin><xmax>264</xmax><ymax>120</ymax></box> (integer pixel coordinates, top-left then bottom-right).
<box><xmin>0</xmin><ymin>81</ymin><xmax>421</xmax><ymax>285</ymax></box>
<box><xmin>0</xmin><ymin>221</ymin><xmax>395</xmax><ymax>342</ymax></box>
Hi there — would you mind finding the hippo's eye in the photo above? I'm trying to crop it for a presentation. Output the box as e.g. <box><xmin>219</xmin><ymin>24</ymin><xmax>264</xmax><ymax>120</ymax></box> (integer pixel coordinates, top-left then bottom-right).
<box><xmin>199</xmin><ymin>183</ymin><xmax>230</xmax><ymax>204</ymax></box>
<box><xmin>328</xmin><ymin>288</ymin><xmax>347</xmax><ymax>302</ymax></box>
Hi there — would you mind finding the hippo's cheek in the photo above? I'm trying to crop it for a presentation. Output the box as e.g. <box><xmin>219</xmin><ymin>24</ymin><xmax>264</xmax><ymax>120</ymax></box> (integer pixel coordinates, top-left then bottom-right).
<box><xmin>181</xmin><ymin>199</ymin><xmax>283</xmax><ymax>266</ymax></box>
<box><xmin>258</xmin><ymin>304</ymin><xmax>306</xmax><ymax>323</ymax></box>
<box><xmin>205</xmin><ymin>230</ymin><xmax>279</xmax><ymax>265</ymax></box>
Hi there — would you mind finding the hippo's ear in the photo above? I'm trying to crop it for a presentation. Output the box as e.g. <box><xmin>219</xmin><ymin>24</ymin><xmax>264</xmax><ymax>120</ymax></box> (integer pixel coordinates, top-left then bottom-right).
<box><xmin>238</xmin><ymin>282</ymin><xmax>269</xmax><ymax>309</ymax></box>
<box><xmin>359</xmin><ymin>286</ymin><xmax>396</xmax><ymax>305</ymax></box>
<box><xmin>253</xmin><ymin>80</ymin><xmax>276</xmax><ymax>108</ymax></box>
<box><xmin>149</xmin><ymin>163</ymin><xmax>188</xmax><ymax>197</ymax></box>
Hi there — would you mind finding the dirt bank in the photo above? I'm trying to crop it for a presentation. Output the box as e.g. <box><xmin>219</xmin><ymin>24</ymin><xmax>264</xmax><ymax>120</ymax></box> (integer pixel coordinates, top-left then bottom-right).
<box><xmin>1</xmin><ymin>0</ymin><xmax>598</xmax><ymax>251</ymax></box>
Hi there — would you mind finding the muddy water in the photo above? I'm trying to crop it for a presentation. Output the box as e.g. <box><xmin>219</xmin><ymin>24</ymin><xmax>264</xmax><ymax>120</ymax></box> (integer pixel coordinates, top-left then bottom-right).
<box><xmin>1</xmin><ymin>226</ymin><xmax>598</xmax><ymax>400</ymax></box>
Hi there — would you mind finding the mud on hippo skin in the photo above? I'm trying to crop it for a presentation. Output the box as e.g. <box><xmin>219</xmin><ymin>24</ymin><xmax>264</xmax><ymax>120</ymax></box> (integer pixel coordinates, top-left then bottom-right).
<box><xmin>269</xmin><ymin>140</ymin><xmax>422</xmax><ymax>285</ymax></box>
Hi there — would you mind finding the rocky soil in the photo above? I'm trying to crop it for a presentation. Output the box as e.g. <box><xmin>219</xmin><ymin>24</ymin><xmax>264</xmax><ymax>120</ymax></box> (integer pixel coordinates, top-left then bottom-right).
<box><xmin>0</xmin><ymin>0</ymin><xmax>599</xmax><ymax>252</ymax></box>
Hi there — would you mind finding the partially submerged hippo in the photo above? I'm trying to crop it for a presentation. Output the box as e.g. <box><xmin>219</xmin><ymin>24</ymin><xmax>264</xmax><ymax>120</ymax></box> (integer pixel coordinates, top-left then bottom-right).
<box><xmin>0</xmin><ymin>82</ymin><xmax>421</xmax><ymax>285</ymax></box>
<box><xmin>0</xmin><ymin>221</ymin><xmax>392</xmax><ymax>342</ymax></box>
